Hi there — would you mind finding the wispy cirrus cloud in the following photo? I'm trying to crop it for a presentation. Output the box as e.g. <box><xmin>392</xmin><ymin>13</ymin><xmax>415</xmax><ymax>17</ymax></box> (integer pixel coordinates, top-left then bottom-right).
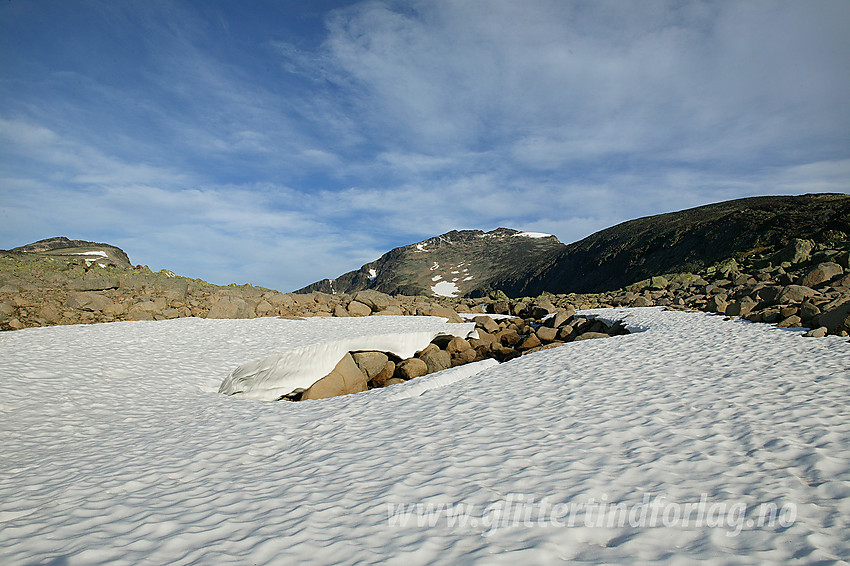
<box><xmin>1</xmin><ymin>0</ymin><xmax>847</xmax><ymax>291</ymax></box>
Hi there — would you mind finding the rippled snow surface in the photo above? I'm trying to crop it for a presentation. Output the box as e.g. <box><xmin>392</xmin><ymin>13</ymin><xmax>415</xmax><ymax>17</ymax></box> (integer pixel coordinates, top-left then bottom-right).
<box><xmin>1</xmin><ymin>309</ymin><xmax>849</xmax><ymax>565</ymax></box>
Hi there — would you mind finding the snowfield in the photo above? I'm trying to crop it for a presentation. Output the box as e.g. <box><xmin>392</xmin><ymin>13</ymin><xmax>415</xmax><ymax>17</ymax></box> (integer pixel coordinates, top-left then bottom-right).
<box><xmin>1</xmin><ymin>308</ymin><xmax>849</xmax><ymax>565</ymax></box>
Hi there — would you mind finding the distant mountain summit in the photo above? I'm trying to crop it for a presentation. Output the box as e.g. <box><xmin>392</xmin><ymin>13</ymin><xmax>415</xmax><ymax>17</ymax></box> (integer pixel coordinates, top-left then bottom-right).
<box><xmin>300</xmin><ymin>193</ymin><xmax>850</xmax><ymax>298</ymax></box>
<box><xmin>298</xmin><ymin>228</ymin><xmax>566</xmax><ymax>297</ymax></box>
<box><xmin>8</xmin><ymin>236</ymin><xmax>132</xmax><ymax>268</ymax></box>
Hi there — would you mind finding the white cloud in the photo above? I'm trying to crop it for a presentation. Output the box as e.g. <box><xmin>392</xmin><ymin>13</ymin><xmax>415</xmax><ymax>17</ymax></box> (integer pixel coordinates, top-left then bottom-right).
<box><xmin>2</xmin><ymin>1</ymin><xmax>848</xmax><ymax>291</ymax></box>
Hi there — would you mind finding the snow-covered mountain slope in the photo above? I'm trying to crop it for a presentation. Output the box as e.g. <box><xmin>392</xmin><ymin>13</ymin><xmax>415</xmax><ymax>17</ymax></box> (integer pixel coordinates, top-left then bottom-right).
<box><xmin>1</xmin><ymin>311</ymin><xmax>849</xmax><ymax>564</ymax></box>
<box><xmin>298</xmin><ymin>227</ymin><xmax>565</xmax><ymax>298</ymax></box>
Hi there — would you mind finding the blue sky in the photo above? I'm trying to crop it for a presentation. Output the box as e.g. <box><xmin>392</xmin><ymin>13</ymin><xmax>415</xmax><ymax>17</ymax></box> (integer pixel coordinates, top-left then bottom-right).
<box><xmin>2</xmin><ymin>0</ymin><xmax>848</xmax><ymax>291</ymax></box>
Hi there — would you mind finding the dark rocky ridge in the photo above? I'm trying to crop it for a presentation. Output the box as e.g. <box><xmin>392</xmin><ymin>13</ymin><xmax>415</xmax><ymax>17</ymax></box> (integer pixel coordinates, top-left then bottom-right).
<box><xmin>300</xmin><ymin>194</ymin><xmax>849</xmax><ymax>298</ymax></box>
<box><xmin>500</xmin><ymin>193</ymin><xmax>850</xmax><ymax>296</ymax></box>
<box><xmin>298</xmin><ymin>228</ymin><xmax>565</xmax><ymax>297</ymax></box>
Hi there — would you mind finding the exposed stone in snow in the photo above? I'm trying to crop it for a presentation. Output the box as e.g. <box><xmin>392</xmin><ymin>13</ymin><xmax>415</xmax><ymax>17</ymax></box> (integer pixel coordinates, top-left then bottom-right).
<box><xmin>219</xmin><ymin>319</ymin><xmax>476</xmax><ymax>400</ymax></box>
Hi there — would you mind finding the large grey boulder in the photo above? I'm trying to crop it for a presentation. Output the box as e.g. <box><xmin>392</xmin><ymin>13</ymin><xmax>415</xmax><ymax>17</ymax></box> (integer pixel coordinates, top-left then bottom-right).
<box><xmin>207</xmin><ymin>296</ymin><xmax>251</xmax><ymax>319</ymax></box>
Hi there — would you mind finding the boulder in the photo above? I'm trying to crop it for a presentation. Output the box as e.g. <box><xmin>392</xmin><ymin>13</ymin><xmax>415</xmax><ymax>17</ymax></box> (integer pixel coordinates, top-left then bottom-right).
<box><xmin>777</xmin><ymin>315</ymin><xmax>802</xmax><ymax>328</ymax></box>
<box><xmin>353</xmin><ymin>290</ymin><xmax>398</xmax><ymax>312</ymax></box>
<box><xmin>490</xmin><ymin>301</ymin><xmax>510</xmax><ymax>315</ymax></box>
<box><xmin>374</xmin><ymin>306</ymin><xmax>404</xmax><ymax>316</ymax></box>
<box><xmin>548</xmin><ymin>309</ymin><xmax>574</xmax><ymax>328</ymax></box>
<box><xmin>726</xmin><ymin>297</ymin><xmax>757</xmax><ymax>317</ymax></box>
<box><xmin>574</xmin><ymin>332</ymin><xmax>611</xmax><ymax>341</ymax></box>
<box><xmin>649</xmin><ymin>276</ymin><xmax>668</xmax><ymax>290</ymax></box>
<box><xmin>65</xmin><ymin>292</ymin><xmax>113</xmax><ymax>312</ymax></box>
<box><xmin>419</xmin><ymin>347</ymin><xmax>451</xmax><ymax>374</ymax></box>
<box><xmin>473</xmin><ymin>315</ymin><xmax>500</xmax><ymax>334</ymax></box>
<box><xmin>395</xmin><ymin>358</ymin><xmax>428</xmax><ymax>380</ymax></box>
<box><xmin>757</xmin><ymin>286</ymin><xmax>782</xmax><ymax>303</ymax></box>
<box><xmin>497</xmin><ymin>328</ymin><xmax>523</xmax><ymax>347</ymax></box>
<box><xmin>798</xmin><ymin>262</ymin><xmax>844</xmax><ymax>288</ymax></box>
<box><xmin>536</xmin><ymin>326</ymin><xmax>559</xmax><ymax>342</ymax></box>
<box><xmin>520</xmin><ymin>333</ymin><xmax>542</xmax><ymax>350</ymax></box>
<box><xmin>557</xmin><ymin>325</ymin><xmax>576</xmax><ymax>341</ymax></box>
<box><xmin>707</xmin><ymin>295</ymin><xmax>727</xmax><ymax>313</ymax></box>
<box><xmin>68</xmin><ymin>276</ymin><xmax>120</xmax><ymax>291</ymax></box>
<box><xmin>266</xmin><ymin>293</ymin><xmax>297</xmax><ymax>308</ymax></box>
<box><xmin>802</xmin><ymin>327</ymin><xmax>828</xmax><ymax>338</ymax></box>
<box><xmin>799</xmin><ymin>302</ymin><xmax>821</xmax><ymax>322</ymax></box>
<box><xmin>445</xmin><ymin>337</ymin><xmax>472</xmax><ymax>354</ymax></box>
<box><xmin>155</xmin><ymin>279</ymin><xmax>189</xmax><ymax>301</ymax></box>
<box><xmin>301</xmin><ymin>353</ymin><xmax>368</xmax><ymax>400</ymax></box>
<box><xmin>776</xmin><ymin>285</ymin><xmax>817</xmax><ymax>304</ymax></box>
<box><xmin>372</xmin><ymin>361</ymin><xmax>397</xmax><ymax>387</ymax></box>
<box><xmin>451</xmin><ymin>349</ymin><xmax>478</xmax><ymax>365</ymax></box>
<box><xmin>380</xmin><ymin>377</ymin><xmax>406</xmax><ymax>387</ymax></box>
<box><xmin>631</xmin><ymin>296</ymin><xmax>652</xmax><ymax>307</ymax></box>
<box><xmin>128</xmin><ymin>300</ymin><xmax>163</xmax><ymax>315</ymax></box>
<box><xmin>813</xmin><ymin>300</ymin><xmax>850</xmax><ymax>335</ymax></box>
<box><xmin>255</xmin><ymin>300</ymin><xmax>274</xmax><ymax>317</ymax></box>
<box><xmin>0</xmin><ymin>302</ymin><xmax>16</xmax><ymax>323</ymax></box>
<box><xmin>207</xmin><ymin>296</ymin><xmax>250</xmax><ymax>319</ymax></box>
<box><xmin>352</xmin><ymin>351</ymin><xmax>389</xmax><ymax>380</ymax></box>
<box><xmin>36</xmin><ymin>303</ymin><xmax>63</xmax><ymax>324</ymax></box>
<box><xmin>416</xmin><ymin>305</ymin><xmax>464</xmax><ymax>323</ymax></box>
<box><xmin>125</xmin><ymin>311</ymin><xmax>155</xmax><ymax>321</ymax></box>
<box><xmin>347</xmin><ymin>300</ymin><xmax>372</xmax><ymax>317</ymax></box>
<box><xmin>333</xmin><ymin>304</ymin><xmax>349</xmax><ymax>317</ymax></box>
<box><xmin>771</xmin><ymin>239</ymin><xmax>814</xmax><ymax>265</ymax></box>
<box><xmin>527</xmin><ymin>298</ymin><xmax>557</xmax><ymax>319</ymax></box>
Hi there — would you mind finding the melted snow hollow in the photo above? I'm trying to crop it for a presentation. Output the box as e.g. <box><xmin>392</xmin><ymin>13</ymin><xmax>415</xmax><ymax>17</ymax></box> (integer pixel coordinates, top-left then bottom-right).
<box><xmin>1</xmin><ymin>310</ymin><xmax>849</xmax><ymax>565</ymax></box>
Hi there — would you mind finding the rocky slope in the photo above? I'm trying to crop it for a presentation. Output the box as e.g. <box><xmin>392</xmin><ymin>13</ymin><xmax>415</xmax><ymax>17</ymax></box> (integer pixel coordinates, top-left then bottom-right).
<box><xmin>504</xmin><ymin>193</ymin><xmax>850</xmax><ymax>296</ymax></box>
<box><xmin>298</xmin><ymin>228</ymin><xmax>565</xmax><ymax>297</ymax></box>
<box><xmin>10</xmin><ymin>236</ymin><xmax>132</xmax><ymax>268</ymax></box>
<box><xmin>299</xmin><ymin>194</ymin><xmax>849</xmax><ymax>299</ymax></box>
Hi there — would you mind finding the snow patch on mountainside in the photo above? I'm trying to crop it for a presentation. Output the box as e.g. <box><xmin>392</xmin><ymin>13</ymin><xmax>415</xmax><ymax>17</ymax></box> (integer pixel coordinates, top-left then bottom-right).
<box><xmin>431</xmin><ymin>280</ymin><xmax>460</xmax><ymax>297</ymax></box>
<box><xmin>513</xmin><ymin>231</ymin><xmax>552</xmax><ymax>238</ymax></box>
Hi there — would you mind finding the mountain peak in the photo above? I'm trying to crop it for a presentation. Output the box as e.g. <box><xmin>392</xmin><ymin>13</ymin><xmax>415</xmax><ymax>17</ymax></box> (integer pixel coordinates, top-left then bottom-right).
<box><xmin>8</xmin><ymin>237</ymin><xmax>132</xmax><ymax>268</ymax></box>
<box><xmin>299</xmin><ymin>227</ymin><xmax>565</xmax><ymax>297</ymax></box>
